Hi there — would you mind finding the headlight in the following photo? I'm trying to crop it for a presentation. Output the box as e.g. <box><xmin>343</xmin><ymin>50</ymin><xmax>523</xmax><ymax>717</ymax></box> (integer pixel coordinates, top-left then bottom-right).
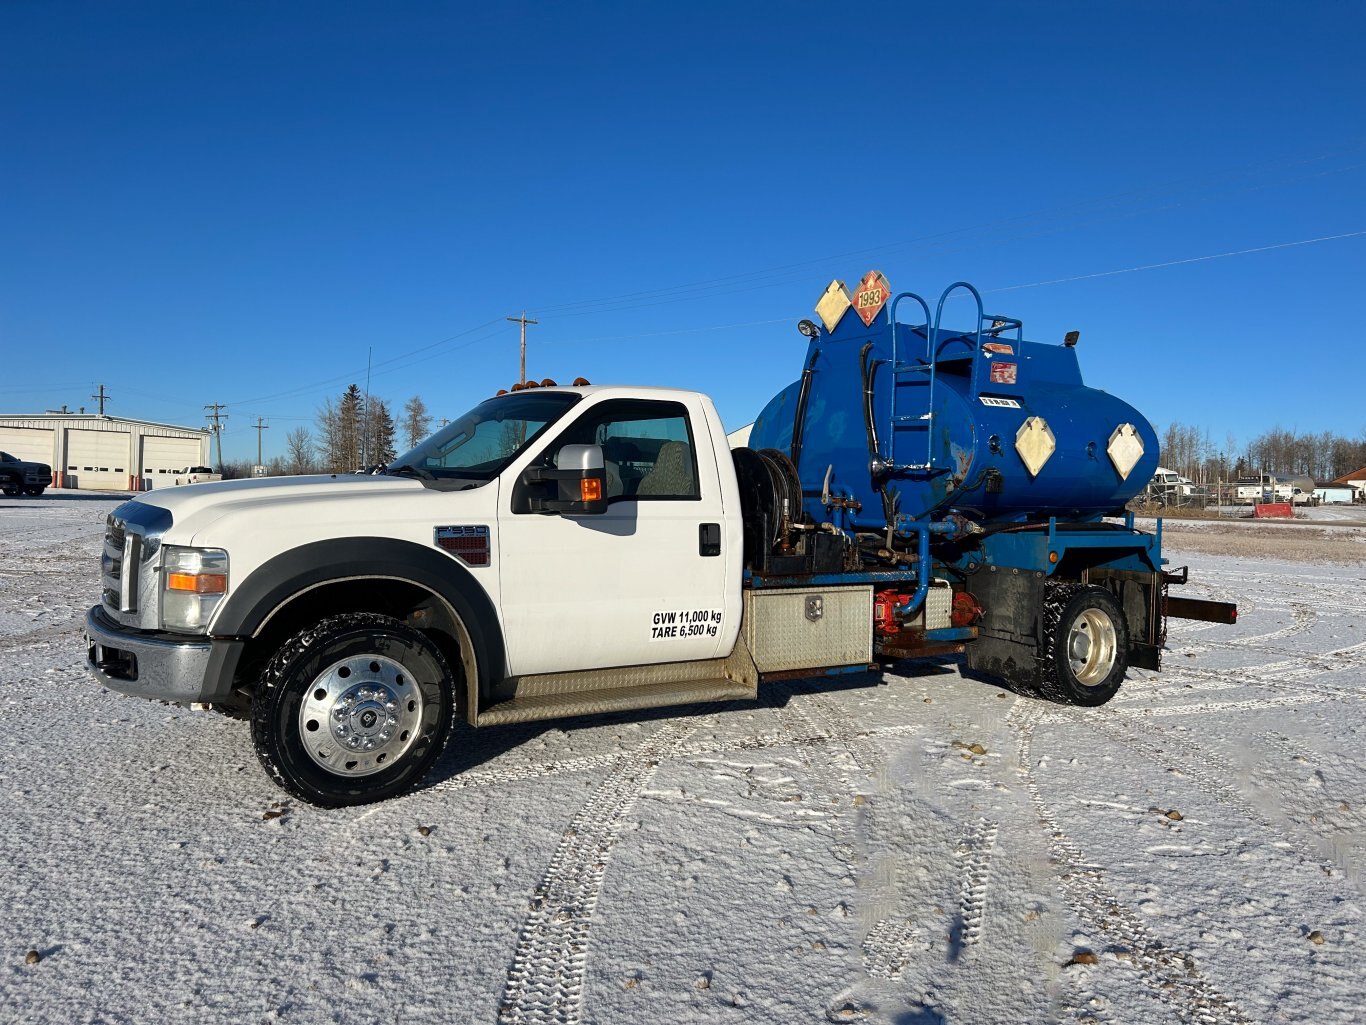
<box><xmin>160</xmin><ymin>546</ymin><xmax>229</xmax><ymax>633</ymax></box>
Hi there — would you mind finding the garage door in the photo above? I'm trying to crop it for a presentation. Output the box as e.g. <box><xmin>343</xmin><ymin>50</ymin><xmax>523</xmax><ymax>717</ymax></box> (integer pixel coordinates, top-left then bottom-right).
<box><xmin>141</xmin><ymin>436</ymin><xmax>204</xmax><ymax>489</ymax></box>
<box><xmin>0</xmin><ymin>426</ymin><xmax>56</xmax><ymax>466</ymax></box>
<box><xmin>68</xmin><ymin>430</ymin><xmax>132</xmax><ymax>491</ymax></box>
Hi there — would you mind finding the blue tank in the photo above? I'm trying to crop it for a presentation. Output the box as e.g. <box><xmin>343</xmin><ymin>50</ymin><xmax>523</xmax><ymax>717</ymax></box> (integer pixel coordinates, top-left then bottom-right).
<box><xmin>748</xmin><ymin>279</ymin><xmax>1159</xmax><ymax>532</ymax></box>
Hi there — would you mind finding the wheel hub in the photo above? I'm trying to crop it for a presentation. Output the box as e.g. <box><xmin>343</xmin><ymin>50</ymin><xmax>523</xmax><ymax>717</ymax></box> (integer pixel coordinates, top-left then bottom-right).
<box><xmin>1067</xmin><ymin>608</ymin><xmax>1118</xmax><ymax>687</ymax></box>
<box><xmin>299</xmin><ymin>654</ymin><xmax>424</xmax><ymax>777</ymax></box>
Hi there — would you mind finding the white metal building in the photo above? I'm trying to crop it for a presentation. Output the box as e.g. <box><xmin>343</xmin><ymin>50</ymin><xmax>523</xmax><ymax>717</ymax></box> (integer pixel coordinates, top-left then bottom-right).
<box><xmin>0</xmin><ymin>414</ymin><xmax>211</xmax><ymax>492</ymax></box>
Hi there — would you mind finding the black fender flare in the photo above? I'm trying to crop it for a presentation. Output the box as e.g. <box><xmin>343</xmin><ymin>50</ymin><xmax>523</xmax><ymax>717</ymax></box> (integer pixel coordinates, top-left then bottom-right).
<box><xmin>212</xmin><ymin>537</ymin><xmax>506</xmax><ymax>707</ymax></box>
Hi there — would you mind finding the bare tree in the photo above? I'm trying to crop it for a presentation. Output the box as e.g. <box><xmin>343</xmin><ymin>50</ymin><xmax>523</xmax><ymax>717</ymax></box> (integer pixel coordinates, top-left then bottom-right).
<box><xmin>316</xmin><ymin>398</ymin><xmax>342</xmax><ymax>473</ymax></box>
<box><xmin>403</xmin><ymin>395</ymin><xmax>432</xmax><ymax>450</ymax></box>
<box><xmin>285</xmin><ymin>426</ymin><xmax>315</xmax><ymax>474</ymax></box>
<box><xmin>1159</xmin><ymin>421</ymin><xmax>1210</xmax><ymax>481</ymax></box>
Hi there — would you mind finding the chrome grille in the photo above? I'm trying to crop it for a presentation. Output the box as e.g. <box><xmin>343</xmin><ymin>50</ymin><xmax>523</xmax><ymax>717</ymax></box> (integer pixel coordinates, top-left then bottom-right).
<box><xmin>101</xmin><ymin>515</ymin><xmax>140</xmax><ymax>615</ymax></box>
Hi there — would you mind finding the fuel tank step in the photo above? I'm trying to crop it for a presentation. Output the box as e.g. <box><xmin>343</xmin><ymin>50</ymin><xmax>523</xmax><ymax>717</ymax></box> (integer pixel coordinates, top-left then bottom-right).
<box><xmin>475</xmin><ymin>678</ymin><xmax>756</xmax><ymax>726</ymax></box>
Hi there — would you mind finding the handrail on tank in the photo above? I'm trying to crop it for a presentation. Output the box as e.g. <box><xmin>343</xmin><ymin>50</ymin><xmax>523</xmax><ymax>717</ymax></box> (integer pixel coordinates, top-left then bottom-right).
<box><xmin>983</xmin><ymin>315</ymin><xmax>1023</xmax><ymax>345</ymax></box>
<box><xmin>888</xmin><ymin>291</ymin><xmax>933</xmax><ymax>469</ymax></box>
<box><xmin>928</xmin><ymin>287</ymin><xmax>983</xmax><ymax>467</ymax></box>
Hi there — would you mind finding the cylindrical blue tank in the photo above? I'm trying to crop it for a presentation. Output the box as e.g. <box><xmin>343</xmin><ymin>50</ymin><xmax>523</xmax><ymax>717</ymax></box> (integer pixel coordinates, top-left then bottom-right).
<box><xmin>748</xmin><ymin>286</ymin><xmax>1159</xmax><ymax>532</ymax></box>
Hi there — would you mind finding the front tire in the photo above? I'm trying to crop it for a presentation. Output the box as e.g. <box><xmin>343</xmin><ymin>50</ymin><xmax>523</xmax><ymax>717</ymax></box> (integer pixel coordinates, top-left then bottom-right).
<box><xmin>251</xmin><ymin>612</ymin><xmax>455</xmax><ymax>807</ymax></box>
<box><xmin>23</xmin><ymin>487</ymin><xmax>44</xmax><ymax>497</ymax></box>
<box><xmin>1037</xmin><ymin>583</ymin><xmax>1128</xmax><ymax>706</ymax></box>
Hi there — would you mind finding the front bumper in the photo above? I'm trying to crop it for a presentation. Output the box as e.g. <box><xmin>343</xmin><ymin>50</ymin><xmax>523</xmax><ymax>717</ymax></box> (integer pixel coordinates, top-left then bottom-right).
<box><xmin>84</xmin><ymin>605</ymin><xmax>234</xmax><ymax>704</ymax></box>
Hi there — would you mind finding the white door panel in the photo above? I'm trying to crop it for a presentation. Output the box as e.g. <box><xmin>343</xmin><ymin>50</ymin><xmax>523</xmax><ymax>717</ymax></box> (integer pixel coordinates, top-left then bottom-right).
<box><xmin>497</xmin><ymin>396</ymin><xmax>731</xmax><ymax>677</ymax></box>
<box><xmin>499</xmin><ymin>501</ymin><xmax>727</xmax><ymax>675</ymax></box>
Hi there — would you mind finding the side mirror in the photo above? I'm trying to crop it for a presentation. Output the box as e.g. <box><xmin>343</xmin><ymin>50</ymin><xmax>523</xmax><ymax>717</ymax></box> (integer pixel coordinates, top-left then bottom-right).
<box><xmin>520</xmin><ymin>443</ymin><xmax>608</xmax><ymax>515</ymax></box>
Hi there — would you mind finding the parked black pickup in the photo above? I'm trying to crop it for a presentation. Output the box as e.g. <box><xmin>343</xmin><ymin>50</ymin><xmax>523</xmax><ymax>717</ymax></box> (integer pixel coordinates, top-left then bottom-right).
<box><xmin>0</xmin><ymin>450</ymin><xmax>53</xmax><ymax>496</ymax></box>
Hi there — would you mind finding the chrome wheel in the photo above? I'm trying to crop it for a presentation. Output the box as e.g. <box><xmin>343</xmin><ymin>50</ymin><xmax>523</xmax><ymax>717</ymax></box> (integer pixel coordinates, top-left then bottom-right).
<box><xmin>299</xmin><ymin>653</ymin><xmax>425</xmax><ymax>777</ymax></box>
<box><xmin>253</xmin><ymin>612</ymin><xmax>455</xmax><ymax>807</ymax></box>
<box><xmin>1067</xmin><ymin>608</ymin><xmax>1118</xmax><ymax>688</ymax></box>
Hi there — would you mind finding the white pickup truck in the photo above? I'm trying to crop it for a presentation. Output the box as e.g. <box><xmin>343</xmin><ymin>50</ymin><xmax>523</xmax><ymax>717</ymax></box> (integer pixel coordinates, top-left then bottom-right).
<box><xmin>85</xmin><ymin>386</ymin><xmax>823</xmax><ymax>805</ymax></box>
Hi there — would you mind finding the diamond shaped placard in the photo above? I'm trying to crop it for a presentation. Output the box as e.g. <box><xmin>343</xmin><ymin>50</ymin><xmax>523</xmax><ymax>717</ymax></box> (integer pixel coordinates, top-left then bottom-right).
<box><xmin>1015</xmin><ymin>416</ymin><xmax>1056</xmax><ymax>477</ymax></box>
<box><xmin>852</xmin><ymin>270</ymin><xmax>891</xmax><ymax>327</ymax></box>
<box><xmin>1107</xmin><ymin>423</ymin><xmax>1144</xmax><ymax>480</ymax></box>
<box><xmin>815</xmin><ymin>280</ymin><xmax>852</xmax><ymax>334</ymax></box>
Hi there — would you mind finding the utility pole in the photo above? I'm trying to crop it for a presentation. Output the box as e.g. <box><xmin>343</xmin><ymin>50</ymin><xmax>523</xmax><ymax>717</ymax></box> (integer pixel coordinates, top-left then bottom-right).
<box><xmin>205</xmin><ymin>403</ymin><xmax>227</xmax><ymax>470</ymax></box>
<box><xmin>254</xmin><ymin>416</ymin><xmax>269</xmax><ymax>468</ymax></box>
<box><xmin>506</xmin><ymin>313</ymin><xmax>538</xmax><ymax>385</ymax></box>
<box><xmin>91</xmin><ymin>384</ymin><xmax>110</xmax><ymax>416</ymax></box>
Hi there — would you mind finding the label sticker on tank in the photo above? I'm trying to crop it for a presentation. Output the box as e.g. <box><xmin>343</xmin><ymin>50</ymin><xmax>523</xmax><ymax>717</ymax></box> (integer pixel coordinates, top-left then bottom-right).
<box><xmin>980</xmin><ymin>396</ymin><xmax>1021</xmax><ymax>408</ymax></box>
<box><xmin>989</xmin><ymin>361</ymin><xmax>1018</xmax><ymax>384</ymax></box>
<box><xmin>650</xmin><ymin>608</ymin><xmax>723</xmax><ymax>641</ymax></box>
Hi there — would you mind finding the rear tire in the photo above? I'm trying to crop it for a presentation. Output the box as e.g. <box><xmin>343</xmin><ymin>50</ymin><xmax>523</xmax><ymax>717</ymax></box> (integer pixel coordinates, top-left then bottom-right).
<box><xmin>1036</xmin><ymin>583</ymin><xmax>1127</xmax><ymax>706</ymax></box>
<box><xmin>0</xmin><ymin>484</ymin><xmax>18</xmax><ymax>497</ymax></box>
<box><xmin>251</xmin><ymin>612</ymin><xmax>455</xmax><ymax>807</ymax></box>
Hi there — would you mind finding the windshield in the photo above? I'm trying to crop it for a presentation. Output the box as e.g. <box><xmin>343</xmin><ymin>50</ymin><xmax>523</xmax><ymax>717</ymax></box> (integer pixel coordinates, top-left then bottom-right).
<box><xmin>388</xmin><ymin>391</ymin><xmax>581</xmax><ymax>481</ymax></box>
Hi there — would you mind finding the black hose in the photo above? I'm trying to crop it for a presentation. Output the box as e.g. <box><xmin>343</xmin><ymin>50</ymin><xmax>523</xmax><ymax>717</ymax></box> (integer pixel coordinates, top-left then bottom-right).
<box><xmin>789</xmin><ymin>348</ymin><xmax>819</xmax><ymax>471</ymax></box>
<box><xmin>859</xmin><ymin>342</ymin><xmax>881</xmax><ymax>462</ymax></box>
<box><xmin>860</xmin><ymin>341</ymin><xmax>900</xmax><ymax>532</ymax></box>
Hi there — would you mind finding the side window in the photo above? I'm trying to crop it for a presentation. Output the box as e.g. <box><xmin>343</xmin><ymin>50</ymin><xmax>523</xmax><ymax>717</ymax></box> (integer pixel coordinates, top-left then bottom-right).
<box><xmin>556</xmin><ymin>399</ymin><xmax>700</xmax><ymax>502</ymax></box>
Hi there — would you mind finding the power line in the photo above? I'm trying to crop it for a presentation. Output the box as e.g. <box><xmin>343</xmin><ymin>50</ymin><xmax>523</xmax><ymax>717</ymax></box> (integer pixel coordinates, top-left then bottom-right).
<box><xmin>158</xmin><ymin>142</ymin><xmax>1366</xmax><ymax>421</ymax></box>
<box><xmin>987</xmin><ymin>230</ymin><xmax>1366</xmax><ymax>294</ymax></box>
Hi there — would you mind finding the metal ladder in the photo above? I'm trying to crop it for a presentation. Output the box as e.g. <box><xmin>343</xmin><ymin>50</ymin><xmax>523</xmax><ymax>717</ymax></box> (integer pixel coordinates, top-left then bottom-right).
<box><xmin>885</xmin><ymin>282</ymin><xmax>1021</xmax><ymax>473</ymax></box>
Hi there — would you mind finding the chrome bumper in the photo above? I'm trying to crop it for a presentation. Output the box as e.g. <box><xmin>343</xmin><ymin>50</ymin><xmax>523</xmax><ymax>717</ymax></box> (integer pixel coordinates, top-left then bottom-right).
<box><xmin>84</xmin><ymin>605</ymin><xmax>222</xmax><ymax>704</ymax></box>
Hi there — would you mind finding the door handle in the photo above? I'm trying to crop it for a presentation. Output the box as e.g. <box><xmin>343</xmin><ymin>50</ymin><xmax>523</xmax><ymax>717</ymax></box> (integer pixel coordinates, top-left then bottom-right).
<box><xmin>699</xmin><ymin>523</ymin><xmax>721</xmax><ymax>557</ymax></box>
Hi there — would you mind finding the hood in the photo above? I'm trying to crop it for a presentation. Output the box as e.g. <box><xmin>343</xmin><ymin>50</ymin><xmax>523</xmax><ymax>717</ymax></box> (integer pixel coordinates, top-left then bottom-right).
<box><xmin>124</xmin><ymin>473</ymin><xmax>429</xmax><ymax>538</ymax></box>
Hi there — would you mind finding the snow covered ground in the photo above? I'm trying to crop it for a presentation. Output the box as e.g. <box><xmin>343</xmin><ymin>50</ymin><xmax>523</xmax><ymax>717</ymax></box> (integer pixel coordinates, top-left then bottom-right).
<box><xmin>2</xmin><ymin>494</ymin><xmax>1364</xmax><ymax>1025</ymax></box>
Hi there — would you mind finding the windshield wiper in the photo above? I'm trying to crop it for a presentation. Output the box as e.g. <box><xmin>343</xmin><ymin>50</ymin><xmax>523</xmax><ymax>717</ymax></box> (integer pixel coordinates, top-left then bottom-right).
<box><xmin>387</xmin><ymin>464</ymin><xmax>436</xmax><ymax>482</ymax></box>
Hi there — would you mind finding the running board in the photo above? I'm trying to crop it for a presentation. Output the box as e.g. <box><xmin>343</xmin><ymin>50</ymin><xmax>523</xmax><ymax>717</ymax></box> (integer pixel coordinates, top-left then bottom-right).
<box><xmin>475</xmin><ymin>678</ymin><xmax>755</xmax><ymax>726</ymax></box>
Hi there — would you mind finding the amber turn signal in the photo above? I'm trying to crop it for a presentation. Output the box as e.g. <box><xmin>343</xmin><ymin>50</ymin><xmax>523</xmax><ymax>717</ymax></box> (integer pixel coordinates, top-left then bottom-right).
<box><xmin>166</xmin><ymin>572</ymin><xmax>228</xmax><ymax>594</ymax></box>
<box><xmin>581</xmin><ymin>478</ymin><xmax>602</xmax><ymax>502</ymax></box>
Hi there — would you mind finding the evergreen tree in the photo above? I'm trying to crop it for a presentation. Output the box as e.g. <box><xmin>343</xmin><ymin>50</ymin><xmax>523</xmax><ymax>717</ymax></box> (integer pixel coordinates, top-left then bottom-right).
<box><xmin>339</xmin><ymin>384</ymin><xmax>364</xmax><ymax>470</ymax></box>
<box><xmin>367</xmin><ymin>397</ymin><xmax>398</xmax><ymax>466</ymax></box>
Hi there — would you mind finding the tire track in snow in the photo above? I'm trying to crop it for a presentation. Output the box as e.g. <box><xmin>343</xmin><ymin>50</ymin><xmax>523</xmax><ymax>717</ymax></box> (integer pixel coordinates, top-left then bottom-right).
<box><xmin>1012</xmin><ymin>702</ymin><xmax>1254</xmax><ymax>1025</ymax></box>
<box><xmin>430</xmin><ymin>695</ymin><xmax>923</xmax><ymax>795</ymax></box>
<box><xmin>1058</xmin><ymin>706</ymin><xmax>1351</xmax><ymax>884</ymax></box>
<box><xmin>428</xmin><ymin>752</ymin><xmax>624</xmax><ymax>792</ymax></box>
<box><xmin>949</xmin><ymin>817</ymin><xmax>998</xmax><ymax>959</ymax></box>
<box><xmin>1254</xmin><ymin>729</ymin><xmax>1320</xmax><ymax>767</ymax></box>
<box><xmin>497</xmin><ymin>719</ymin><xmax>695</xmax><ymax>1025</ymax></box>
<box><xmin>1179</xmin><ymin>603</ymin><xmax>1316</xmax><ymax>656</ymax></box>
<box><xmin>1139</xmin><ymin>632</ymin><xmax>1366</xmax><ymax>711</ymax></box>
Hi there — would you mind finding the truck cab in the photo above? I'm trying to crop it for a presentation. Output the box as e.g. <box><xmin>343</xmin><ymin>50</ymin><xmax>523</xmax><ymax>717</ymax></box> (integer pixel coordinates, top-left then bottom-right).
<box><xmin>87</xmin><ymin>385</ymin><xmax>758</xmax><ymax>806</ymax></box>
<box><xmin>0</xmin><ymin>449</ymin><xmax>52</xmax><ymax>496</ymax></box>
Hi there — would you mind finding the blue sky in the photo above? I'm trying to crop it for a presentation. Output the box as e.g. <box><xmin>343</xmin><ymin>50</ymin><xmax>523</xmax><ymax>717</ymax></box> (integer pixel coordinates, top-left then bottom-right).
<box><xmin>3</xmin><ymin>1</ymin><xmax>1364</xmax><ymax>463</ymax></box>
